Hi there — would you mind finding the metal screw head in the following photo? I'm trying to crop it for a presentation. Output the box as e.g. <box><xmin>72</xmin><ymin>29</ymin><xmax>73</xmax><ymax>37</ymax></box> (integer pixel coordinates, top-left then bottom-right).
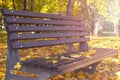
<box><xmin>16</xmin><ymin>27</ymin><xmax>18</xmax><ymax>29</ymax></box>
<box><xmin>73</xmin><ymin>62</ymin><xmax>76</xmax><ymax>64</ymax></box>
<box><xmin>20</xmin><ymin>45</ymin><xmax>23</xmax><ymax>48</ymax></box>
<box><xmin>14</xmin><ymin>19</ymin><xmax>16</xmax><ymax>22</ymax></box>
<box><xmin>11</xmin><ymin>10</ymin><xmax>13</xmax><ymax>12</ymax></box>
<box><xmin>61</xmin><ymin>41</ymin><xmax>64</xmax><ymax>43</ymax></box>
<box><xmin>88</xmin><ymin>66</ymin><xmax>92</xmax><ymax>69</ymax></box>
<box><xmin>18</xmin><ymin>35</ymin><xmax>20</xmax><ymax>37</ymax></box>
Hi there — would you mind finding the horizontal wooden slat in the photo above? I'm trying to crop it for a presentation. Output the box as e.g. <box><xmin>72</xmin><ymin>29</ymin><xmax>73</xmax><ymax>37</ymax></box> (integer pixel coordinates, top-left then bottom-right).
<box><xmin>58</xmin><ymin>48</ymin><xmax>118</xmax><ymax>73</ymax></box>
<box><xmin>5</xmin><ymin>17</ymin><xmax>83</xmax><ymax>26</ymax></box>
<box><xmin>22</xmin><ymin>48</ymin><xmax>108</xmax><ymax>68</ymax></box>
<box><xmin>12</xmin><ymin>38</ymin><xmax>90</xmax><ymax>49</ymax></box>
<box><xmin>22</xmin><ymin>48</ymin><xmax>118</xmax><ymax>73</ymax></box>
<box><xmin>7</xmin><ymin>25</ymin><xmax>86</xmax><ymax>32</ymax></box>
<box><xmin>10</xmin><ymin>32</ymin><xmax>88</xmax><ymax>40</ymax></box>
<box><xmin>51</xmin><ymin>48</ymin><xmax>107</xmax><ymax>68</ymax></box>
<box><xmin>2</xmin><ymin>8</ymin><xmax>82</xmax><ymax>21</ymax></box>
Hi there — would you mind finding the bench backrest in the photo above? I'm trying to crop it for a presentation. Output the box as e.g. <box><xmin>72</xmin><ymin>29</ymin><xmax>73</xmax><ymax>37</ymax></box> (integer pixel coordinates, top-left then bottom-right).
<box><xmin>2</xmin><ymin>8</ymin><xmax>89</xmax><ymax>52</ymax></box>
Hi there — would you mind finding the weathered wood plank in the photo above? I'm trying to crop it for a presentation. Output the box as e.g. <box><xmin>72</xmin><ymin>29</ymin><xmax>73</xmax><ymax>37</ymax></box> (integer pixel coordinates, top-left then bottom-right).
<box><xmin>5</xmin><ymin>17</ymin><xmax>83</xmax><ymax>26</ymax></box>
<box><xmin>58</xmin><ymin>48</ymin><xmax>118</xmax><ymax>73</ymax></box>
<box><xmin>22</xmin><ymin>48</ymin><xmax>118</xmax><ymax>73</ymax></box>
<box><xmin>10</xmin><ymin>32</ymin><xmax>88</xmax><ymax>40</ymax></box>
<box><xmin>7</xmin><ymin>25</ymin><xmax>86</xmax><ymax>32</ymax></box>
<box><xmin>2</xmin><ymin>8</ymin><xmax>82</xmax><ymax>21</ymax></box>
<box><xmin>12</xmin><ymin>38</ymin><xmax>90</xmax><ymax>49</ymax></box>
<box><xmin>22</xmin><ymin>48</ymin><xmax>107</xmax><ymax>69</ymax></box>
<box><xmin>51</xmin><ymin>48</ymin><xmax>108</xmax><ymax>68</ymax></box>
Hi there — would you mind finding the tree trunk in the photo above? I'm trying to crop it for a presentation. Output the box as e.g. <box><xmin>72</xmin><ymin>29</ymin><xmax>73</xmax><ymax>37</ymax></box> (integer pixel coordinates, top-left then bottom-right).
<box><xmin>12</xmin><ymin>0</ymin><xmax>16</xmax><ymax>10</ymax></box>
<box><xmin>23</xmin><ymin>0</ymin><xmax>27</xmax><ymax>11</ymax></box>
<box><xmin>80</xmin><ymin>0</ymin><xmax>88</xmax><ymax>20</ymax></box>
<box><xmin>66</xmin><ymin>0</ymin><xmax>75</xmax><ymax>16</ymax></box>
<box><xmin>80</xmin><ymin>0</ymin><xmax>95</xmax><ymax>35</ymax></box>
<box><xmin>31</xmin><ymin>0</ymin><xmax>34</xmax><ymax>11</ymax></box>
<box><xmin>1</xmin><ymin>0</ymin><xmax>4</xmax><ymax>8</ymax></box>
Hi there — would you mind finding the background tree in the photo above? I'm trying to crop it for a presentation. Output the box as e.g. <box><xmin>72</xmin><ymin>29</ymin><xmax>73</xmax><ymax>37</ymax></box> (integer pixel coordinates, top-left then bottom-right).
<box><xmin>12</xmin><ymin>0</ymin><xmax>16</xmax><ymax>10</ymax></box>
<box><xmin>0</xmin><ymin>0</ymin><xmax>120</xmax><ymax>36</ymax></box>
<box><xmin>66</xmin><ymin>0</ymin><xmax>74</xmax><ymax>16</ymax></box>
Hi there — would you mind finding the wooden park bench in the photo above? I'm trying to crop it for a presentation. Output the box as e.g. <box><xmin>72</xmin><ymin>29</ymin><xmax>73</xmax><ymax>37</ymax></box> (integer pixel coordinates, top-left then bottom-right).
<box><xmin>1</xmin><ymin>8</ymin><xmax>118</xmax><ymax>80</ymax></box>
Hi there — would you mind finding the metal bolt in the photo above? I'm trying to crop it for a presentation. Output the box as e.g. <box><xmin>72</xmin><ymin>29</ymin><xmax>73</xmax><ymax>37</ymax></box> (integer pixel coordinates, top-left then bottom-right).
<box><xmin>73</xmin><ymin>62</ymin><xmax>76</xmax><ymax>64</ymax></box>
<box><xmin>11</xmin><ymin>10</ymin><xmax>13</xmax><ymax>12</ymax></box>
<box><xmin>18</xmin><ymin>35</ymin><xmax>20</xmax><ymax>37</ymax></box>
<box><xmin>61</xmin><ymin>41</ymin><xmax>64</xmax><ymax>43</ymax></box>
<box><xmin>88</xmin><ymin>66</ymin><xmax>92</xmax><ymax>69</ymax></box>
<box><xmin>20</xmin><ymin>45</ymin><xmax>23</xmax><ymax>48</ymax></box>
<box><xmin>14</xmin><ymin>19</ymin><xmax>16</xmax><ymax>22</ymax></box>
<box><xmin>16</xmin><ymin>27</ymin><xmax>18</xmax><ymax>29</ymax></box>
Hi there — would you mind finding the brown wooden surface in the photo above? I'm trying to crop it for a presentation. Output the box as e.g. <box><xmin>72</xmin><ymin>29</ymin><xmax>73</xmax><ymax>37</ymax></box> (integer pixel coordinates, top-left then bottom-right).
<box><xmin>2</xmin><ymin>8</ymin><xmax>88</xmax><ymax>51</ymax></box>
<box><xmin>12</xmin><ymin>38</ymin><xmax>89</xmax><ymax>49</ymax></box>
<box><xmin>60</xmin><ymin>48</ymin><xmax>118</xmax><ymax>73</ymax></box>
<box><xmin>22</xmin><ymin>48</ymin><xmax>105</xmax><ymax>67</ymax></box>
<box><xmin>22</xmin><ymin>48</ymin><xmax>118</xmax><ymax>73</ymax></box>
<box><xmin>2</xmin><ymin>8</ymin><xmax>82</xmax><ymax>21</ymax></box>
<box><xmin>5</xmin><ymin>17</ymin><xmax>83</xmax><ymax>26</ymax></box>
<box><xmin>7</xmin><ymin>26</ymin><xmax>86</xmax><ymax>32</ymax></box>
<box><xmin>10</xmin><ymin>32</ymin><xmax>88</xmax><ymax>40</ymax></box>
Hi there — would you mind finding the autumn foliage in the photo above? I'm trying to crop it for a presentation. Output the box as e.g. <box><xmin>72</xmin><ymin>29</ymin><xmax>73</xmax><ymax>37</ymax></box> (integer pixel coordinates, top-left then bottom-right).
<box><xmin>0</xmin><ymin>35</ymin><xmax>120</xmax><ymax>80</ymax></box>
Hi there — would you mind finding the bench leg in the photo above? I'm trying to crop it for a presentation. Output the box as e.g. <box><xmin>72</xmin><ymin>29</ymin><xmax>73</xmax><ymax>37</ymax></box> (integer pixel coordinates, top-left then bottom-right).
<box><xmin>79</xmin><ymin>42</ymin><xmax>89</xmax><ymax>52</ymax></box>
<box><xmin>5</xmin><ymin>49</ymin><xmax>20</xmax><ymax>80</ymax></box>
<box><xmin>5</xmin><ymin>55</ymin><xmax>11</xmax><ymax>80</ymax></box>
<box><xmin>77</xmin><ymin>61</ymin><xmax>100</xmax><ymax>74</ymax></box>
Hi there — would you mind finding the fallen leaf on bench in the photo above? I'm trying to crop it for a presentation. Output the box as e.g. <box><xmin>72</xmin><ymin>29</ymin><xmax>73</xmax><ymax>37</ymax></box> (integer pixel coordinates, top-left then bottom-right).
<box><xmin>86</xmin><ymin>56</ymin><xmax>92</xmax><ymax>59</ymax></box>
<box><xmin>80</xmin><ymin>48</ymin><xmax>96</xmax><ymax>57</ymax></box>
<box><xmin>51</xmin><ymin>60</ymin><xmax>58</xmax><ymax>64</ymax></box>
<box><xmin>70</xmin><ymin>54</ymin><xmax>82</xmax><ymax>58</ymax></box>
<box><xmin>14</xmin><ymin>62</ymin><xmax>21</xmax><ymax>70</ymax></box>
<box><xmin>44</xmin><ymin>56</ymin><xmax>50</xmax><ymax>59</ymax></box>
<box><xmin>60</xmin><ymin>56</ymin><xmax>72</xmax><ymax>60</ymax></box>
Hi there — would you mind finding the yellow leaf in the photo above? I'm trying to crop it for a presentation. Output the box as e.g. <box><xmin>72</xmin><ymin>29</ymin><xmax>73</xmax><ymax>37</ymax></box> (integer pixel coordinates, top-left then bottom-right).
<box><xmin>51</xmin><ymin>75</ymin><xmax>64</xmax><ymax>80</ymax></box>
<box><xmin>0</xmin><ymin>73</ymin><xmax>5</xmax><ymax>77</ymax></box>
<box><xmin>60</xmin><ymin>56</ymin><xmax>72</xmax><ymax>60</ymax></box>
<box><xmin>70</xmin><ymin>54</ymin><xmax>81</xmax><ymax>58</ymax></box>
<box><xmin>14</xmin><ymin>62</ymin><xmax>21</xmax><ymax>70</ymax></box>
<box><xmin>51</xmin><ymin>60</ymin><xmax>58</xmax><ymax>64</ymax></box>
<box><xmin>116</xmin><ymin>71</ymin><xmax>120</xmax><ymax>76</ymax></box>
<box><xmin>86</xmin><ymin>56</ymin><xmax>92</xmax><ymax>59</ymax></box>
<box><xmin>44</xmin><ymin>56</ymin><xmax>50</xmax><ymax>59</ymax></box>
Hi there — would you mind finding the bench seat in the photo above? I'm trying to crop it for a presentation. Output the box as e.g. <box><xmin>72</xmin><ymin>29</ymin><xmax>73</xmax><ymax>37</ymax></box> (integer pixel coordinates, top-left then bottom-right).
<box><xmin>22</xmin><ymin>48</ymin><xmax>117</xmax><ymax>73</ymax></box>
